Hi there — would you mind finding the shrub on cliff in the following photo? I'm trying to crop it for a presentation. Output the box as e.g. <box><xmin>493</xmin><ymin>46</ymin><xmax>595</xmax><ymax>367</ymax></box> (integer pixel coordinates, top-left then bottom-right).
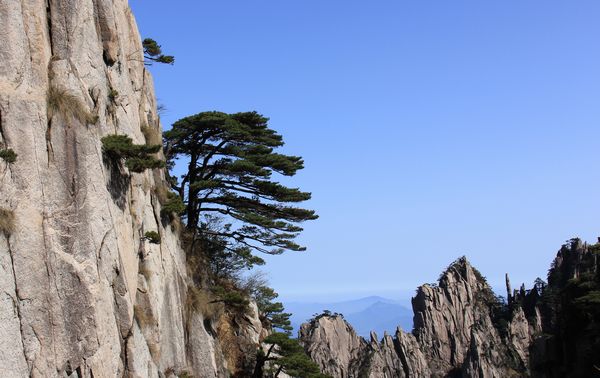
<box><xmin>144</xmin><ymin>231</ymin><xmax>161</xmax><ymax>244</ymax></box>
<box><xmin>159</xmin><ymin>192</ymin><xmax>185</xmax><ymax>219</ymax></box>
<box><xmin>101</xmin><ymin>134</ymin><xmax>164</xmax><ymax>173</ymax></box>
<box><xmin>211</xmin><ymin>284</ymin><xmax>250</xmax><ymax>312</ymax></box>
<box><xmin>0</xmin><ymin>148</ymin><xmax>17</xmax><ymax>163</ymax></box>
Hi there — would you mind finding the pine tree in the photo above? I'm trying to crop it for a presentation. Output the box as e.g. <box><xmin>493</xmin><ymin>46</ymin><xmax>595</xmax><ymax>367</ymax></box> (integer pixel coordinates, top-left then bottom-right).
<box><xmin>253</xmin><ymin>332</ymin><xmax>329</xmax><ymax>378</ymax></box>
<box><xmin>253</xmin><ymin>285</ymin><xmax>293</xmax><ymax>334</ymax></box>
<box><xmin>163</xmin><ymin>111</ymin><xmax>317</xmax><ymax>259</ymax></box>
<box><xmin>142</xmin><ymin>38</ymin><xmax>175</xmax><ymax>65</ymax></box>
<box><xmin>101</xmin><ymin>135</ymin><xmax>165</xmax><ymax>173</ymax></box>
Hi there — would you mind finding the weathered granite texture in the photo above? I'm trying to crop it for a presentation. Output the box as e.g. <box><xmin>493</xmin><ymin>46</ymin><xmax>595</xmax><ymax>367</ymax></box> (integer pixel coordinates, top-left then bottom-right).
<box><xmin>0</xmin><ymin>1</ymin><xmax>263</xmax><ymax>377</ymax></box>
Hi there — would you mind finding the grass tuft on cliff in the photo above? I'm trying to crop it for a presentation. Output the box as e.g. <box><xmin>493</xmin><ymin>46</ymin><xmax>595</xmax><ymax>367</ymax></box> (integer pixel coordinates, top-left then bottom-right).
<box><xmin>141</xmin><ymin>124</ymin><xmax>163</xmax><ymax>146</ymax></box>
<box><xmin>47</xmin><ymin>86</ymin><xmax>98</xmax><ymax>125</ymax></box>
<box><xmin>0</xmin><ymin>208</ymin><xmax>15</xmax><ymax>236</ymax></box>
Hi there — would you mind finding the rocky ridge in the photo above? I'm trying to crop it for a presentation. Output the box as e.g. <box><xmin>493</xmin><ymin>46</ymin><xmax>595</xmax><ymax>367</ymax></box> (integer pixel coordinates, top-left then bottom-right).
<box><xmin>301</xmin><ymin>242</ymin><xmax>600</xmax><ymax>377</ymax></box>
<box><xmin>0</xmin><ymin>1</ymin><xmax>264</xmax><ymax>377</ymax></box>
<box><xmin>299</xmin><ymin>257</ymin><xmax>542</xmax><ymax>377</ymax></box>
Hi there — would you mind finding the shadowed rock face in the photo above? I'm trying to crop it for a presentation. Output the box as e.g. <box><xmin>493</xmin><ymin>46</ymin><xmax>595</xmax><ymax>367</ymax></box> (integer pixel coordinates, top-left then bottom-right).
<box><xmin>528</xmin><ymin>239</ymin><xmax>600</xmax><ymax>378</ymax></box>
<box><xmin>0</xmin><ymin>1</ymin><xmax>264</xmax><ymax>376</ymax></box>
<box><xmin>300</xmin><ymin>257</ymin><xmax>540</xmax><ymax>378</ymax></box>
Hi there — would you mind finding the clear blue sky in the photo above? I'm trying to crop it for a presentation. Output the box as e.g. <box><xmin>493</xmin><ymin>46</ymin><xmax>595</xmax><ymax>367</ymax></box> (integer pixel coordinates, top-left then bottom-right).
<box><xmin>131</xmin><ymin>1</ymin><xmax>600</xmax><ymax>301</ymax></box>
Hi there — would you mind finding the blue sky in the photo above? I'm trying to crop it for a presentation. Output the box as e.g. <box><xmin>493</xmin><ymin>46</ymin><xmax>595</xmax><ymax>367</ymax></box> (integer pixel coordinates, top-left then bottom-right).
<box><xmin>130</xmin><ymin>1</ymin><xmax>600</xmax><ymax>302</ymax></box>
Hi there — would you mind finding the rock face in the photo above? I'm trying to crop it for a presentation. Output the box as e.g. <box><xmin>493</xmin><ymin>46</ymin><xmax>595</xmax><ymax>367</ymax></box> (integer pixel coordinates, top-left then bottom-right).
<box><xmin>300</xmin><ymin>258</ymin><xmax>539</xmax><ymax>377</ymax></box>
<box><xmin>0</xmin><ymin>1</ymin><xmax>263</xmax><ymax>377</ymax></box>
<box><xmin>299</xmin><ymin>315</ymin><xmax>370</xmax><ymax>377</ymax></box>
<box><xmin>528</xmin><ymin>239</ymin><xmax>600</xmax><ymax>378</ymax></box>
<box><xmin>301</xmin><ymin>244</ymin><xmax>600</xmax><ymax>378</ymax></box>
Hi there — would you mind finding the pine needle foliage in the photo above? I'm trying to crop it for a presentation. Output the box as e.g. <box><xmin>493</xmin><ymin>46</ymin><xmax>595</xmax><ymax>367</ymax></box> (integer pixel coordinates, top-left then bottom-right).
<box><xmin>211</xmin><ymin>284</ymin><xmax>250</xmax><ymax>312</ymax></box>
<box><xmin>164</xmin><ymin>111</ymin><xmax>318</xmax><ymax>259</ymax></box>
<box><xmin>204</xmin><ymin>237</ymin><xmax>266</xmax><ymax>279</ymax></box>
<box><xmin>142</xmin><ymin>38</ymin><xmax>175</xmax><ymax>65</ymax></box>
<box><xmin>0</xmin><ymin>148</ymin><xmax>17</xmax><ymax>163</ymax></box>
<box><xmin>255</xmin><ymin>332</ymin><xmax>329</xmax><ymax>378</ymax></box>
<box><xmin>246</xmin><ymin>278</ymin><xmax>292</xmax><ymax>334</ymax></box>
<box><xmin>261</xmin><ymin>300</ymin><xmax>293</xmax><ymax>334</ymax></box>
<box><xmin>144</xmin><ymin>231</ymin><xmax>161</xmax><ymax>244</ymax></box>
<box><xmin>101</xmin><ymin>134</ymin><xmax>165</xmax><ymax>173</ymax></box>
<box><xmin>159</xmin><ymin>192</ymin><xmax>185</xmax><ymax>218</ymax></box>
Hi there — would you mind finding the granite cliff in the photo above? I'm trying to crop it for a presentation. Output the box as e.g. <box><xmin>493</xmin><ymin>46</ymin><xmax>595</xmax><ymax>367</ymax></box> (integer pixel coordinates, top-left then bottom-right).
<box><xmin>0</xmin><ymin>1</ymin><xmax>265</xmax><ymax>376</ymax></box>
<box><xmin>2</xmin><ymin>2</ymin><xmax>599</xmax><ymax>378</ymax></box>
<box><xmin>300</xmin><ymin>243</ymin><xmax>599</xmax><ymax>378</ymax></box>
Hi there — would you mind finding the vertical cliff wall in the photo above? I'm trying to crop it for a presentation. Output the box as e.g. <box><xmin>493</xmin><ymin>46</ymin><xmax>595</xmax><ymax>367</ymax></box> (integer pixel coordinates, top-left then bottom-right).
<box><xmin>0</xmin><ymin>1</ymin><xmax>263</xmax><ymax>377</ymax></box>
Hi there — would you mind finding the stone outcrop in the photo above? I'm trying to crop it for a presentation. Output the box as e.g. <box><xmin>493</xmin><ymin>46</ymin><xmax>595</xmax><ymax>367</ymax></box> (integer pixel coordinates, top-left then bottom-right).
<box><xmin>0</xmin><ymin>1</ymin><xmax>263</xmax><ymax>377</ymax></box>
<box><xmin>528</xmin><ymin>239</ymin><xmax>600</xmax><ymax>377</ymax></box>
<box><xmin>299</xmin><ymin>315</ymin><xmax>369</xmax><ymax>377</ymax></box>
<box><xmin>301</xmin><ymin>243</ymin><xmax>600</xmax><ymax>378</ymax></box>
<box><xmin>300</xmin><ymin>257</ymin><xmax>540</xmax><ymax>377</ymax></box>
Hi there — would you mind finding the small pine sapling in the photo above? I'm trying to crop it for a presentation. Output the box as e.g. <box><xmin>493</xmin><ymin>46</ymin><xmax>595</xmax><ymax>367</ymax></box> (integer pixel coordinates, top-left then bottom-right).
<box><xmin>144</xmin><ymin>231</ymin><xmax>161</xmax><ymax>244</ymax></box>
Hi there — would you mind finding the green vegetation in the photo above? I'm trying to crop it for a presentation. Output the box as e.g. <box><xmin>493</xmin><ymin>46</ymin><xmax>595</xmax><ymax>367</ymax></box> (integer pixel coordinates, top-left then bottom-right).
<box><xmin>252</xmin><ymin>284</ymin><xmax>293</xmax><ymax>333</ymax></box>
<box><xmin>0</xmin><ymin>148</ymin><xmax>17</xmax><ymax>163</ymax></box>
<box><xmin>108</xmin><ymin>88</ymin><xmax>119</xmax><ymax>103</ymax></box>
<box><xmin>198</xmin><ymin>220</ymin><xmax>266</xmax><ymax>279</ymax></box>
<box><xmin>159</xmin><ymin>192</ymin><xmax>185</xmax><ymax>219</ymax></box>
<box><xmin>142</xmin><ymin>38</ymin><xmax>174</xmax><ymax>65</ymax></box>
<box><xmin>440</xmin><ymin>256</ymin><xmax>486</xmax><ymax>284</ymax></box>
<box><xmin>101</xmin><ymin>134</ymin><xmax>164</xmax><ymax>173</ymax></box>
<box><xmin>0</xmin><ymin>208</ymin><xmax>15</xmax><ymax>236</ymax></box>
<box><xmin>144</xmin><ymin>231</ymin><xmax>161</xmax><ymax>244</ymax></box>
<box><xmin>542</xmin><ymin>240</ymin><xmax>600</xmax><ymax>376</ymax></box>
<box><xmin>47</xmin><ymin>86</ymin><xmax>98</xmax><ymax>124</ymax></box>
<box><xmin>161</xmin><ymin>110</ymin><xmax>320</xmax><ymax>376</ymax></box>
<box><xmin>164</xmin><ymin>111</ymin><xmax>317</xmax><ymax>260</ymax></box>
<box><xmin>254</xmin><ymin>332</ymin><xmax>329</xmax><ymax>378</ymax></box>
<box><xmin>508</xmin><ymin>239</ymin><xmax>600</xmax><ymax>377</ymax></box>
<box><xmin>211</xmin><ymin>284</ymin><xmax>250</xmax><ymax>311</ymax></box>
<box><xmin>241</xmin><ymin>274</ymin><xmax>327</xmax><ymax>377</ymax></box>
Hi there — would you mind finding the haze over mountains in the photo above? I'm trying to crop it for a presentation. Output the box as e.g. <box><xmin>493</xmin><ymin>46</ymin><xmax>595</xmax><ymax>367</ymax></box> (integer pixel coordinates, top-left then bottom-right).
<box><xmin>285</xmin><ymin>296</ymin><xmax>413</xmax><ymax>337</ymax></box>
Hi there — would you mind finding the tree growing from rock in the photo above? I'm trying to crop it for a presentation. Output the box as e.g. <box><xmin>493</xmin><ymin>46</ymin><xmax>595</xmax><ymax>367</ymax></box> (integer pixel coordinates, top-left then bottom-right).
<box><xmin>142</xmin><ymin>38</ymin><xmax>174</xmax><ymax>65</ymax></box>
<box><xmin>253</xmin><ymin>332</ymin><xmax>329</xmax><ymax>378</ymax></box>
<box><xmin>163</xmin><ymin>111</ymin><xmax>317</xmax><ymax>262</ymax></box>
<box><xmin>101</xmin><ymin>134</ymin><xmax>164</xmax><ymax>172</ymax></box>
